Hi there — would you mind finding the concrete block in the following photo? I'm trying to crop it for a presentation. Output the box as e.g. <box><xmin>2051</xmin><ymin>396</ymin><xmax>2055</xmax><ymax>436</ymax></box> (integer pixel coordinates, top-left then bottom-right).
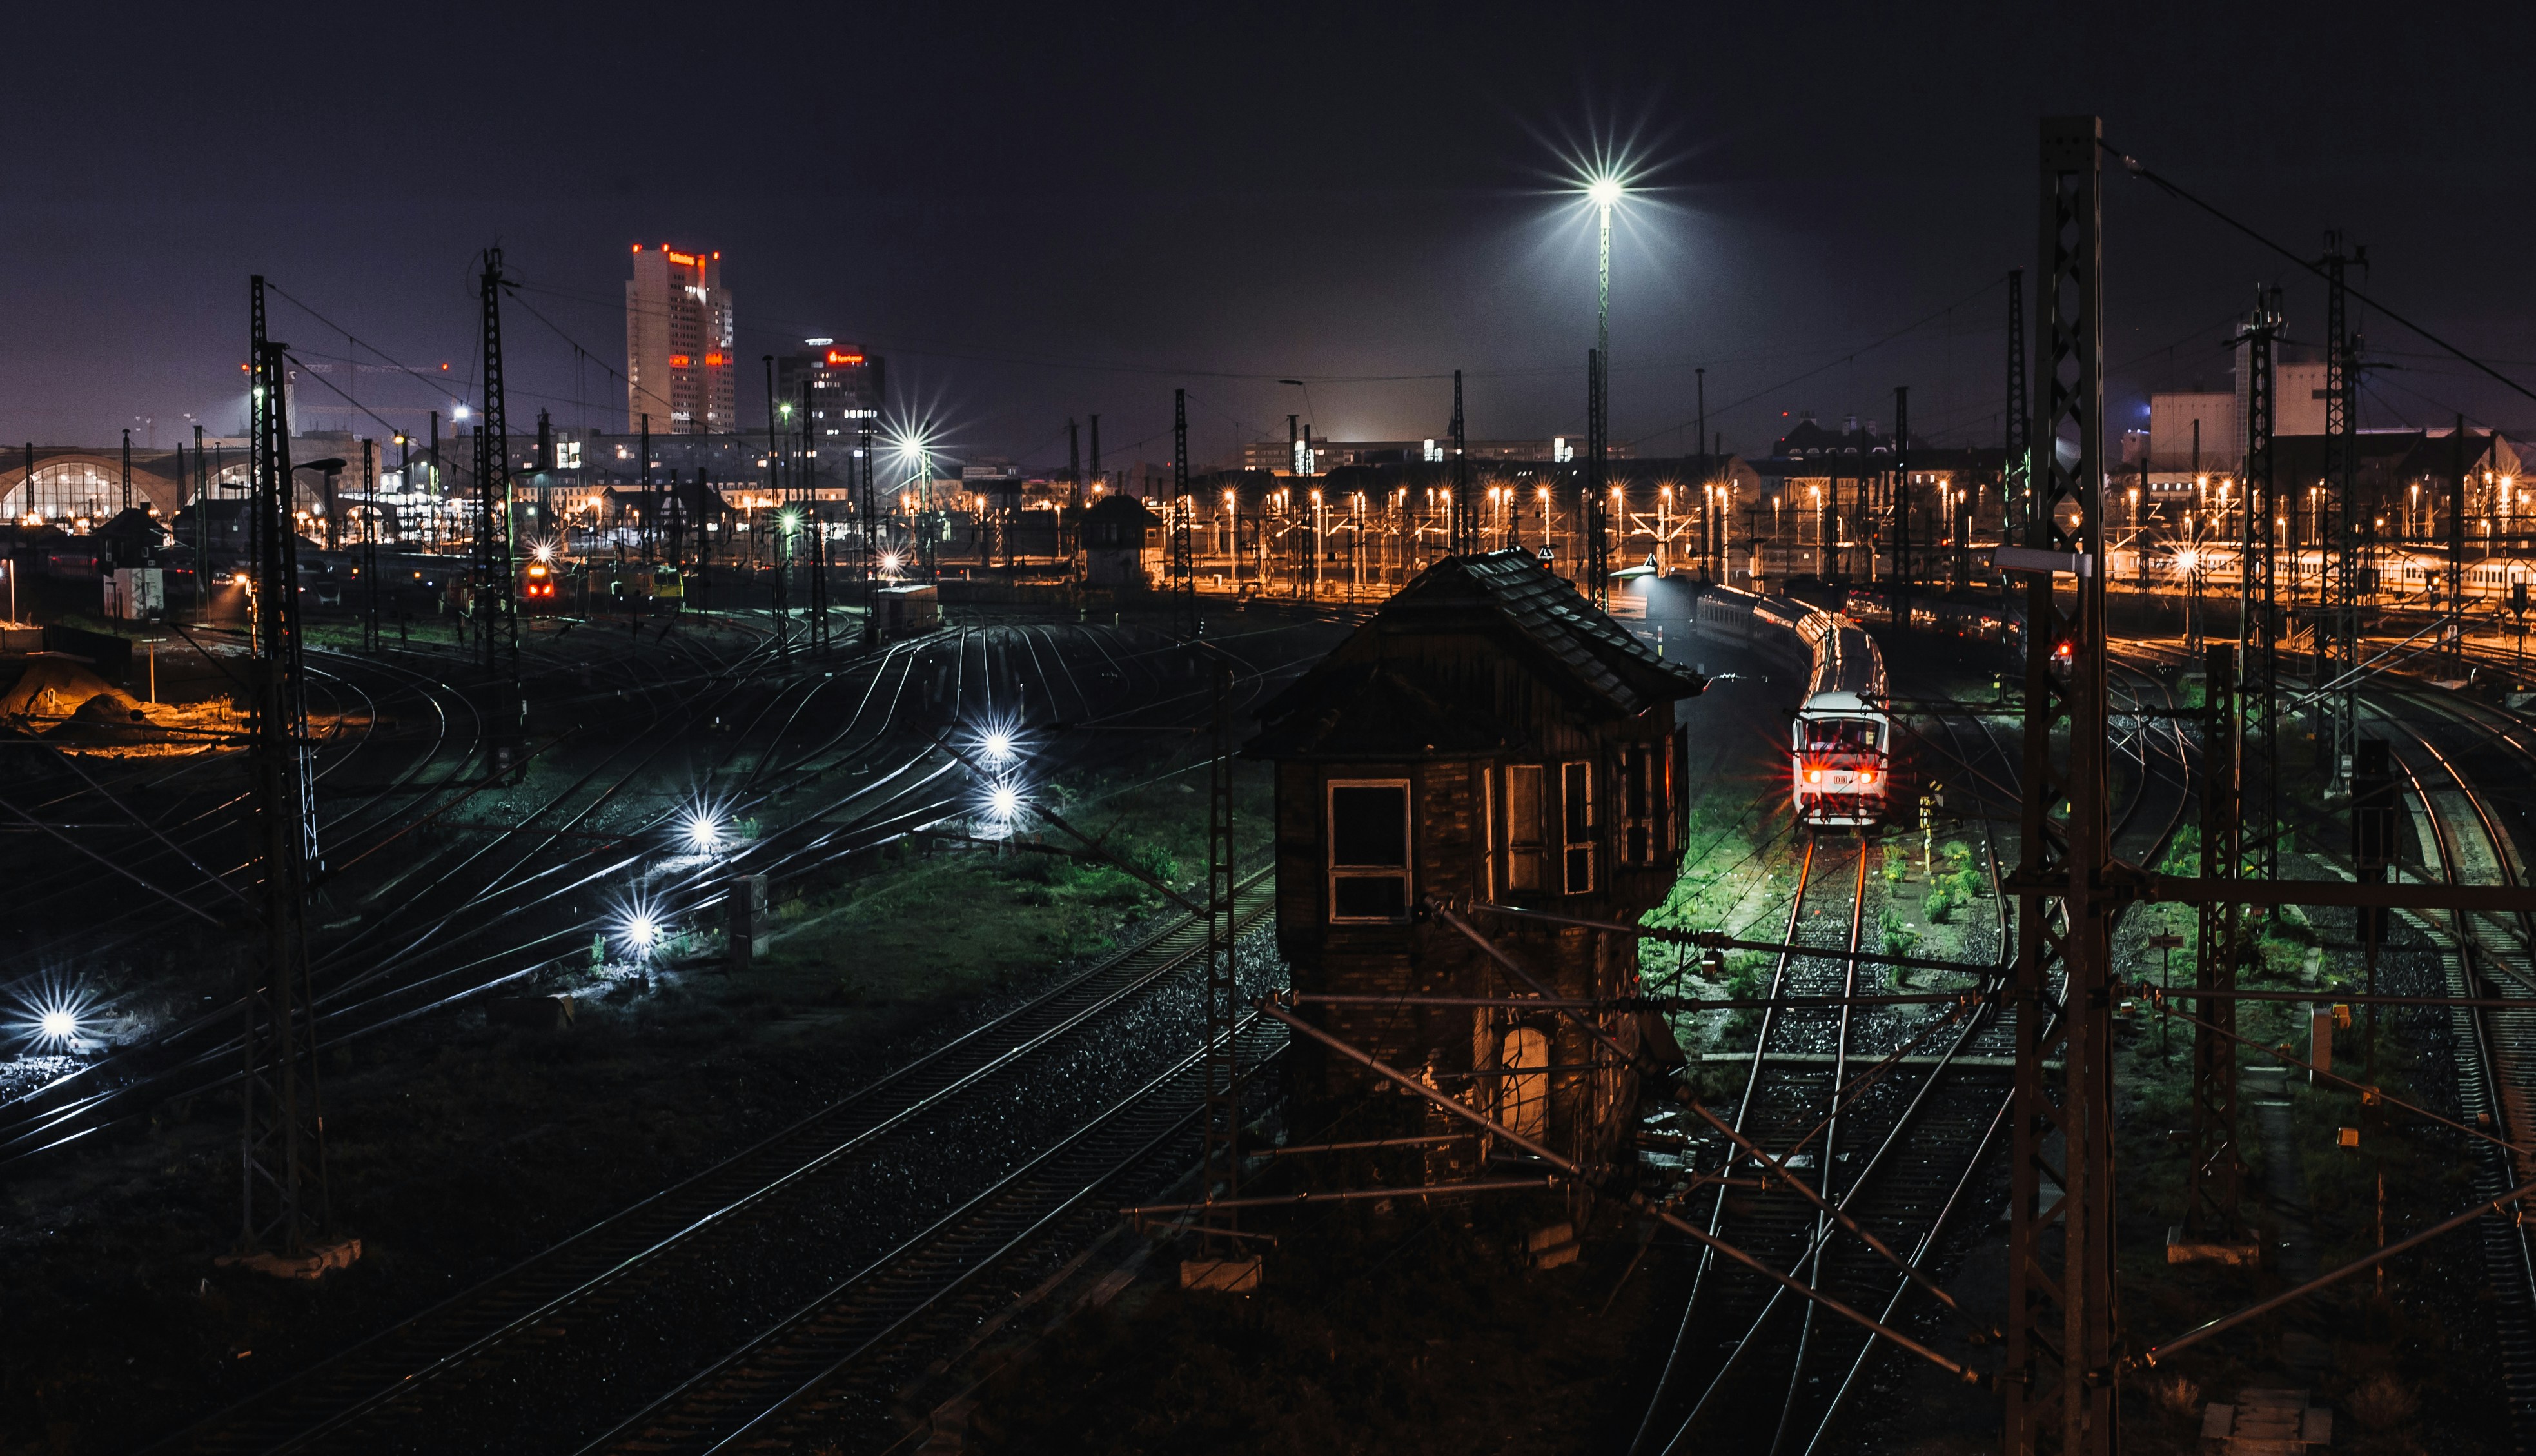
<box><xmin>2166</xmin><ymin>1224</ymin><xmax>2261</xmax><ymax>1266</ymax></box>
<box><xmin>1525</xmin><ymin>1222</ymin><xmax>1575</xmax><ymax>1254</ymax></box>
<box><xmin>1179</xmin><ymin>1256</ymin><xmax>1261</xmax><ymax>1292</ymax></box>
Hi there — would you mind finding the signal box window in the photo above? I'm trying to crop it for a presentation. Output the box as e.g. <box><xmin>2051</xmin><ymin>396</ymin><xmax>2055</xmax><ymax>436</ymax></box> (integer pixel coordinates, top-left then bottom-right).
<box><xmin>1562</xmin><ymin>760</ymin><xmax>1595</xmax><ymax>894</ymax></box>
<box><xmin>1328</xmin><ymin>781</ymin><xmax>1411</xmax><ymax>922</ymax></box>
<box><xmin>1618</xmin><ymin>743</ymin><xmax>1666</xmax><ymax>868</ymax></box>
<box><xmin>1506</xmin><ymin>765</ymin><xmax>1547</xmax><ymax>892</ymax></box>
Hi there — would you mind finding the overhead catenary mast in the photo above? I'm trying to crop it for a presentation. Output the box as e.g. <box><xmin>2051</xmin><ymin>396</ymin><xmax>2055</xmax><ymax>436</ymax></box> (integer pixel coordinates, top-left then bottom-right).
<box><xmin>1172</xmin><ymin>388</ymin><xmax>1194</xmax><ymax>633</ymax></box>
<box><xmin>763</xmin><ymin>356</ymin><xmax>789</xmax><ymax>662</ymax></box>
<box><xmin>1450</xmin><ymin>369</ymin><xmax>1471</xmax><ymax>555</ymax></box>
<box><xmin>803</xmin><ymin>380</ymin><xmax>829</xmax><ymax>651</ymax></box>
<box><xmin>859</xmin><ymin>415</ymin><xmax>878</xmax><ymax>646</ymax></box>
<box><xmin>475</xmin><ymin>247</ymin><xmax>522</xmax><ymax>771</ymax></box>
<box><xmin>2003</xmin><ymin>267</ymin><xmax>2029</xmax><ymax>544</ymax></box>
<box><xmin>233</xmin><ymin>275</ymin><xmax>337</xmax><ymax>1268</ymax></box>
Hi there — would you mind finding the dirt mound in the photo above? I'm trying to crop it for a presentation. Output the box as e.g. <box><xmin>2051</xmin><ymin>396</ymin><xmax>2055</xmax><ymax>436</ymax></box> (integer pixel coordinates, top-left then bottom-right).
<box><xmin>0</xmin><ymin>656</ymin><xmax>139</xmax><ymax>722</ymax></box>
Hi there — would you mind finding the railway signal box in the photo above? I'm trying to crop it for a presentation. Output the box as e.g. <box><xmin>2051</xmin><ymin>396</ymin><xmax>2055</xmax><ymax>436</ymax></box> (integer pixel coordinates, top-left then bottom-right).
<box><xmin>1249</xmin><ymin>548</ymin><xmax>1706</xmax><ymax>1184</ymax></box>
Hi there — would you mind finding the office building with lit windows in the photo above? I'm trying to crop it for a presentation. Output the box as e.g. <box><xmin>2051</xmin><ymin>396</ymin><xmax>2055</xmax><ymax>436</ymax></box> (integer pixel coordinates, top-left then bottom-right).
<box><xmin>624</xmin><ymin>244</ymin><xmax>737</xmax><ymax>435</ymax></box>
<box><xmin>772</xmin><ymin>340</ymin><xmax>886</xmax><ymax>453</ymax></box>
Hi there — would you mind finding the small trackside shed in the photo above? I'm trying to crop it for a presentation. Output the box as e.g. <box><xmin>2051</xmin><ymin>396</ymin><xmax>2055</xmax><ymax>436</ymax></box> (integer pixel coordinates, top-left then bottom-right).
<box><xmin>1246</xmin><ymin>547</ymin><xmax>1707</xmax><ymax>1185</ymax></box>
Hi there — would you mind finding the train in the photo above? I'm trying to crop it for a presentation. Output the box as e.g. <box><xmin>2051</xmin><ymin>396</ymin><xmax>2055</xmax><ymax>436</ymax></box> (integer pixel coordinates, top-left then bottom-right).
<box><xmin>1838</xmin><ymin>585</ymin><xmax>2025</xmax><ymax>647</ymax></box>
<box><xmin>1681</xmin><ymin>584</ymin><xmax>1891</xmax><ymax>830</ymax></box>
<box><xmin>608</xmin><ymin>563</ymin><xmax>684</xmax><ymax>613</ymax></box>
<box><xmin>2106</xmin><ymin>544</ymin><xmax>2535</xmax><ymax>608</ymax></box>
<box><xmin>506</xmin><ymin>558</ymin><xmax>685</xmax><ymax>616</ymax></box>
<box><xmin>521</xmin><ymin>557</ymin><xmax>562</xmax><ymax>613</ymax></box>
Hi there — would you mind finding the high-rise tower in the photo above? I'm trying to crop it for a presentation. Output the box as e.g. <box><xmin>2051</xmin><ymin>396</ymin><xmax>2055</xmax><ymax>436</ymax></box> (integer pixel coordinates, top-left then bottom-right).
<box><xmin>625</xmin><ymin>244</ymin><xmax>736</xmax><ymax>434</ymax></box>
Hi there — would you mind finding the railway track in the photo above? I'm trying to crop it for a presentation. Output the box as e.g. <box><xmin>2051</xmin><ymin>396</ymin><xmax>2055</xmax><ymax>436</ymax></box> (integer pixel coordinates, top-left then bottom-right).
<box><xmin>2364</xmin><ymin>692</ymin><xmax>2536</xmax><ymax>1442</ymax></box>
<box><xmin>141</xmin><ymin>868</ymin><xmax>1278</xmax><ymax>1456</ymax></box>
<box><xmin>1633</xmin><ymin>703</ymin><xmax>2035</xmax><ymax>1456</ymax></box>
<box><xmin>2</xmin><ymin>617</ymin><xmax>1310</xmax><ymax>1168</ymax></box>
<box><xmin>1631</xmin><ymin>645</ymin><xmax>2206</xmax><ymax>1456</ymax></box>
<box><xmin>1633</xmin><ymin>834</ymin><xmax>1880</xmax><ymax>1451</ymax></box>
<box><xmin>580</xmin><ymin>1023</ymin><xmax>1288</xmax><ymax>1456</ymax></box>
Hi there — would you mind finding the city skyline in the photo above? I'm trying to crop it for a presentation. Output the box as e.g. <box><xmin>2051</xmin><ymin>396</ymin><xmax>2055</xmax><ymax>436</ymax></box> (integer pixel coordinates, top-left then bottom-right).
<box><xmin>6</xmin><ymin>8</ymin><xmax>2535</xmax><ymax>472</ymax></box>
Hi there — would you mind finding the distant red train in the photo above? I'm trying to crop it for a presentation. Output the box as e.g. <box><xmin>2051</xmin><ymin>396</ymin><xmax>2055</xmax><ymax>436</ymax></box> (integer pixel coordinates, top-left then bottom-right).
<box><xmin>521</xmin><ymin>558</ymin><xmax>562</xmax><ymax>613</ymax></box>
<box><xmin>1686</xmin><ymin>585</ymin><xmax>1891</xmax><ymax>830</ymax></box>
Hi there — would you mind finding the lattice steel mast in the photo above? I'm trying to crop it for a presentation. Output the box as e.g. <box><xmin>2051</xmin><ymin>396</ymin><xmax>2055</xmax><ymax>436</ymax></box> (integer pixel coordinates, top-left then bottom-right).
<box><xmin>2235</xmin><ymin>287</ymin><xmax>2284</xmax><ymax>883</ymax></box>
<box><xmin>763</xmin><ymin>356</ymin><xmax>790</xmax><ymax>662</ymax></box>
<box><xmin>2320</xmin><ymin>236</ymin><xmax>2365</xmax><ymax>787</ymax></box>
<box><xmin>1172</xmin><ymin>387</ymin><xmax>1194</xmax><ymax>633</ymax></box>
<box><xmin>803</xmin><ymin>380</ymin><xmax>830</xmax><ymax>652</ymax></box>
<box><xmin>238</xmin><ymin>277</ymin><xmax>329</xmax><ymax>1257</ymax></box>
<box><xmin>2004</xmin><ymin>267</ymin><xmax>2029</xmax><ymax>543</ymax></box>
<box><xmin>475</xmin><ymin>249</ymin><xmax>520</xmax><ymax>758</ymax></box>
<box><xmin>1195</xmin><ymin>658</ymin><xmax>1241</xmax><ymax>1243</ymax></box>
<box><xmin>1586</xmin><ymin>348</ymin><xmax>1609</xmax><ymax>607</ymax></box>
<box><xmin>2186</xmin><ymin>644</ymin><xmax>2243</xmax><ymax>1241</ymax></box>
<box><xmin>1450</xmin><ymin>369</ymin><xmax>1473</xmax><ymax>555</ymax></box>
<box><xmin>2003</xmin><ymin>116</ymin><xmax>2118</xmax><ymax>1456</ymax></box>
<box><xmin>860</xmin><ymin>415</ymin><xmax>879</xmax><ymax>647</ymax></box>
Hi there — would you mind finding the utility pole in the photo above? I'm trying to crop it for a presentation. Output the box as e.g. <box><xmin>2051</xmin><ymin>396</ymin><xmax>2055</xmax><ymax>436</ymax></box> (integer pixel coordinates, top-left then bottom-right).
<box><xmin>1450</xmin><ymin>369</ymin><xmax>1472</xmax><ymax>555</ymax></box>
<box><xmin>763</xmin><ymin>358</ymin><xmax>789</xmax><ymax>662</ymax></box>
<box><xmin>1172</xmin><ymin>388</ymin><xmax>1194</xmax><ymax>633</ymax></box>
<box><xmin>1088</xmin><ymin>413</ymin><xmax>1101</xmax><ymax>502</ymax></box>
<box><xmin>2003</xmin><ymin>116</ymin><xmax>2116</xmax><ymax>1456</ymax></box>
<box><xmin>237</xmin><ymin>278</ymin><xmax>331</xmax><ymax>1261</ymax></box>
<box><xmin>1067</xmin><ymin>417</ymin><xmax>1082</xmax><ymax>509</ymax></box>
<box><xmin>121</xmin><ymin>428</ymin><xmax>132</xmax><ymax>515</ymax></box>
<box><xmin>1586</xmin><ymin>348</ymin><xmax>1609</xmax><ymax>607</ymax></box>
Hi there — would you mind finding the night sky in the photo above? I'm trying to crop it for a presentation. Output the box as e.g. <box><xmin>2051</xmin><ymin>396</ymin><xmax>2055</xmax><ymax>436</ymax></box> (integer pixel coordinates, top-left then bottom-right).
<box><xmin>10</xmin><ymin>2</ymin><xmax>2533</xmax><ymax>469</ymax></box>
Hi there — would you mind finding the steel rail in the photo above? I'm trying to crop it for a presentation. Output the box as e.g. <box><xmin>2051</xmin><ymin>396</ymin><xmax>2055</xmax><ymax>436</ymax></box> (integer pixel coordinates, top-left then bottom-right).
<box><xmin>582</xmin><ymin>1026</ymin><xmax>1290</xmax><ymax>1456</ymax></box>
<box><xmin>2368</xmin><ymin>694</ymin><xmax>2536</xmax><ymax>1437</ymax></box>
<box><xmin>138</xmin><ymin>869</ymin><xmax>1277</xmax><ymax>1456</ymax></box>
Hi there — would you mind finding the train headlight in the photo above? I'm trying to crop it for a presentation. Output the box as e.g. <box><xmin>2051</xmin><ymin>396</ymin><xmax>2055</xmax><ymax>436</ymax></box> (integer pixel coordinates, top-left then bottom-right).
<box><xmin>1858</xmin><ymin>771</ymin><xmax>1875</xmax><ymax>785</ymax></box>
<box><xmin>1806</xmin><ymin>769</ymin><xmax>1822</xmax><ymax>784</ymax></box>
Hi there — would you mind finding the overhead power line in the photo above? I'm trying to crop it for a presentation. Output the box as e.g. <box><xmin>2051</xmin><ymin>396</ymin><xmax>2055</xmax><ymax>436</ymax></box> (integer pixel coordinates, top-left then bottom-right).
<box><xmin>2104</xmin><ymin>135</ymin><xmax>2536</xmax><ymax>410</ymax></box>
